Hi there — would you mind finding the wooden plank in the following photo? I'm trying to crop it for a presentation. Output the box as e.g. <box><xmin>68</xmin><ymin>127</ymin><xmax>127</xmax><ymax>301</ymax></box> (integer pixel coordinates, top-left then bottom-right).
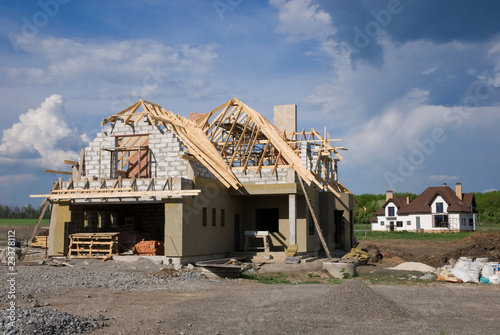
<box><xmin>44</xmin><ymin>170</ymin><xmax>72</xmax><ymax>175</ymax></box>
<box><xmin>31</xmin><ymin>189</ymin><xmax>202</xmax><ymax>200</ymax></box>
<box><xmin>64</xmin><ymin>160</ymin><xmax>79</xmax><ymax>166</ymax></box>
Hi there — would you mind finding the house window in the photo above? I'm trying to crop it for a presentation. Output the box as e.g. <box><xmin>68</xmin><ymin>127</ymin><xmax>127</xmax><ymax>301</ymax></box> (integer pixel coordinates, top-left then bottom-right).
<box><xmin>308</xmin><ymin>211</ymin><xmax>314</xmax><ymax>235</ymax></box>
<box><xmin>202</xmin><ymin>207</ymin><xmax>207</xmax><ymax>226</ymax></box>
<box><xmin>436</xmin><ymin>202</ymin><xmax>443</xmax><ymax>213</ymax></box>
<box><xmin>388</xmin><ymin>207</ymin><xmax>395</xmax><ymax>216</ymax></box>
<box><xmin>469</xmin><ymin>218</ymin><xmax>473</xmax><ymax>226</ymax></box>
<box><xmin>407</xmin><ymin>221</ymin><xmax>411</xmax><ymax>226</ymax></box>
<box><xmin>220</xmin><ymin>209</ymin><xmax>225</xmax><ymax>227</ymax></box>
<box><xmin>381</xmin><ymin>221</ymin><xmax>385</xmax><ymax>226</ymax></box>
<box><xmin>434</xmin><ymin>214</ymin><xmax>448</xmax><ymax>228</ymax></box>
<box><xmin>212</xmin><ymin>208</ymin><xmax>216</xmax><ymax>227</ymax></box>
<box><xmin>396</xmin><ymin>221</ymin><xmax>403</xmax><ymax>227</ymax></box>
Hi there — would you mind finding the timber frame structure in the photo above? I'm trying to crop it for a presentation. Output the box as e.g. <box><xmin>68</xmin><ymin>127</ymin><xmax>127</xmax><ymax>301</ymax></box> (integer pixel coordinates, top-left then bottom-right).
<box><xmin>34</xmin><ymin>98</ymin><xmax>357</xmax><ymax>263</ymax></box>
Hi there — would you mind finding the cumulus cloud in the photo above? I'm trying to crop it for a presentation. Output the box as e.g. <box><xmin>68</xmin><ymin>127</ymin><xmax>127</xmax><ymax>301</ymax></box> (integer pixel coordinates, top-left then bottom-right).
<box><xmin>2</xmin><ymin>37</ymin><xmax>219</xmax><ymax>99</ymax></box>
<box><xmin>270</xmin><ymin>0</ymin><xmax>336</xmax><ymax>42</ymax></box>
<box><xmin>0</xmin><ymin>94</ymin><xmax>89</xmax><ymax>170</ymax></box>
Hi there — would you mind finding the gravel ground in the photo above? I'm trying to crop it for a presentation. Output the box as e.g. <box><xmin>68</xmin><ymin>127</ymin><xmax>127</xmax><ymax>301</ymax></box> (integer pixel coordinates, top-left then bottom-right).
<box><xmin>1</xmin><ymin>256</ymin><xmax>500</xmax><ymax>334</ymax></box>
<box><xmin>0</xmin><ymin>307</ymin><xmax>106</xmax><ymax>334</ymax></box>
<box><xmin>0</xmin><ymin>258</ymin><xmax>209</xmax><ymax>302</ymax></box>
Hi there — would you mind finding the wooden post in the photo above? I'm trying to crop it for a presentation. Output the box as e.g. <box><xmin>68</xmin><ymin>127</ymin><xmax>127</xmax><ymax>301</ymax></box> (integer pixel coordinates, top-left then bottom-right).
<box><xmin>298</xmin><ymin>176</ymin><xmax>332</xmax><ymax>259</ymax></box>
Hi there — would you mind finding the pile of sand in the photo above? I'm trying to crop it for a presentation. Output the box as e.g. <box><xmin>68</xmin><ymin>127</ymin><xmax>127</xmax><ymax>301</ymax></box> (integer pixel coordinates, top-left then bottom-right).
<box><xmin>388</xmin><ymin>262</ymin><xmax>436</xmax><ymax>273</ymax></box>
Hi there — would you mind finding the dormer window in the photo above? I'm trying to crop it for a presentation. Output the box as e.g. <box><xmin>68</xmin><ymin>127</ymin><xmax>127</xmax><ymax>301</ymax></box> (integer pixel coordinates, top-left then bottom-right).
<box><xmin>388</xmin><ymin>206</ymin><xmax>395</xmax><ymax>216</ymax></box>
<box><xmin>436</xmin><ymin>202</ymin><xmax>443</xmax><ymax>213</ymax></box>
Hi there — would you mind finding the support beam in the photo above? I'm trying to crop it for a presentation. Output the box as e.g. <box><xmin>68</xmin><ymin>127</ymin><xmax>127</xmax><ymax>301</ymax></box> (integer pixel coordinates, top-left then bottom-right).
<box><xmin>289</xmin><ymin>194</ymin><xmax>297</xmax><ymax>245</ymax></box>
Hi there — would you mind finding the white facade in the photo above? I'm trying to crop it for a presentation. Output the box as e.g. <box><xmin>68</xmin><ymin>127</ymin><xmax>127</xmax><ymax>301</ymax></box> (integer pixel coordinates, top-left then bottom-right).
<box><xmin>372</xmin><ymin>195</ymin><xmax>477</xmax><ymax>232</ymax></box>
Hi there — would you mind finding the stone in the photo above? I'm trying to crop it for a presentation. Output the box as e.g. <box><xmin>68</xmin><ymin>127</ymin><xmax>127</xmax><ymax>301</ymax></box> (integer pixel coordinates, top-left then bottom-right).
<box><xmin>284</xmin><ymin>256</ymin><xmax>301</xmax><ymax>264</ymax></box>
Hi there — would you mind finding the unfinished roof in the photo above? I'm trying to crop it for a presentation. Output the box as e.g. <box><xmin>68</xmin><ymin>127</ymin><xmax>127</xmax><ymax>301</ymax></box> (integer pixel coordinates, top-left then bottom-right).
<box><xmin>102</xmin><ymin>98</ymin><xmax>351</xmax><ymax>197</ymax></box>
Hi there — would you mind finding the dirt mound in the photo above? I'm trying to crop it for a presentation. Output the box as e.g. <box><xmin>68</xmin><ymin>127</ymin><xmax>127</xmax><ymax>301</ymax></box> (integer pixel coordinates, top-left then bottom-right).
<box><xmin>445</xmin><ymin>231</ymin><xmax>500</xmax><ymax>262</ymax></box>
<box><xmin>322</xmin><ymin>279</ymin><xmax>410</xmax><ymax>320</ymax></box>
<box><xmin>363</xmin><ymin>232</ymin><xmax>500</xmax><ymax>268</ymax></box>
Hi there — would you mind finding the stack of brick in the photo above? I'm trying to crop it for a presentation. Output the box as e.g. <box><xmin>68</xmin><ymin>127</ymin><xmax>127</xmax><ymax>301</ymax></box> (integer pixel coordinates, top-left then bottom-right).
<box><xmin>133</xmin><ymin>239</ymin><xmax>164</xmax><ymax>256</ymax></box>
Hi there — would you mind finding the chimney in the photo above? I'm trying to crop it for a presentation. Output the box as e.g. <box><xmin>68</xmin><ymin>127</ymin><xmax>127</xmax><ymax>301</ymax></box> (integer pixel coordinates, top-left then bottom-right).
<box><xmin>386</xmin><ymin>190</ymin><xmax>393</xmax><ymax>202</ymax></box>
<box><xmin>443</xmin><ymin>183</ymin><xmax>447</xmax><ymax>187</ymax></box>
<box><xmin>406</xmin><ymin>196</ymin><xmax>410</xmax><ymax>205</ymax></box>
<box><xmin>455</xmin><ymin>182</ymin><xmax>462</xmax><ymax>200</ymax></box>
<box><xmin>274</xmin><ymin>104</ymin><xmax>297</xmax><ymax>138</ymax></box>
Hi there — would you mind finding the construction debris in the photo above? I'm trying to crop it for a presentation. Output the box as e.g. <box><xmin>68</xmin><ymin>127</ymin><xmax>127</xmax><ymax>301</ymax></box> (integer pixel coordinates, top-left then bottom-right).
<box><xmin>341</xmin><ymin>248</ymin><xmax>369</xmax><ymax>264</ymax></box>
<box><xmin>133</xmin><ymin>239</ymin><xmax>164</xmax><ymax>256</ymax></box>
<box><xmin>437</xmin><ymin>257</ymin><xmax>500</xmax><ymax>284</ymax></box>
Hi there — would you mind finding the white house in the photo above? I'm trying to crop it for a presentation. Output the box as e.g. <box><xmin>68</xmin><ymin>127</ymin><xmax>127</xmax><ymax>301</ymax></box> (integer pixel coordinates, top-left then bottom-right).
<box><xmin>370</xmin><ymin>183</ymin><xmax>477</xmax><ymax>232</ymax></box>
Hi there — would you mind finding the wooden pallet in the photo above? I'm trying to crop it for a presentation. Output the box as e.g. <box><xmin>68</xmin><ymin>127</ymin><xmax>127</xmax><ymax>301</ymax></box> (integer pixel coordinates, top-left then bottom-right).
<box><xmin>67</xmin><ymin>232</ymin><xmax>119</xmax><ymax>258</ymax></box>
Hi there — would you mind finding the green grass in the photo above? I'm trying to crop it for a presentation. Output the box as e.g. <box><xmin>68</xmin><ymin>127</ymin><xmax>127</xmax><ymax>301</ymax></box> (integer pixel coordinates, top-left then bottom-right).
<box><xmin>477</xmin><ymin>222</ymin><xmax>500</xmax><ymax>232</ymax></box>
<box><xmin>354</xmin><ymin>223</ymin><xmax>372</xmax><ymax>231</ymax></box>
<box><xmin>356</xmin><ymin>230</ymin><xmax>475</xmax><ymax>241</ymax></box>
<box><xmin>0</xmin><ymin>218</ymin><xmax>49</xmax><ymax>226</ymax></box>
<box><xmin>241</xmin><ymin>273</ymin><xmax>292</xmax><ymax>284</ymax></box>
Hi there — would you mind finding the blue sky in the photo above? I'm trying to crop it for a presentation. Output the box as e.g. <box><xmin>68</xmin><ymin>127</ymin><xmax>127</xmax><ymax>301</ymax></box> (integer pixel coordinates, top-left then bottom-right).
<box><xmin>0</xmin><ymin>0</ymin><xmax>499</xmax><ymax>205</ymax></box>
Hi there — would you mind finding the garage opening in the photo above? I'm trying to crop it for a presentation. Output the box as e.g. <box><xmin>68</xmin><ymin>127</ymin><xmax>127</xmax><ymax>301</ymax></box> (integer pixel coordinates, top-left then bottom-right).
<box><xmin>69</xmin><ymin>203</ymin><xmax>165</xmax><ymax>253</ymax></box>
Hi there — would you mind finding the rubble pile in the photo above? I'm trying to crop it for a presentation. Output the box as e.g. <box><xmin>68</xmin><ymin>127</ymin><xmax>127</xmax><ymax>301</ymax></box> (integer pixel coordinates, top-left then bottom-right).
<box><xmin>0</xmin><ymin>307</ymin><xmax>106</xmax><ymax>334</ymax></box>
<box><xmin>437</xmin><ymin>257</ymin><xmax>500</xmax><ymax>284</ymax></box>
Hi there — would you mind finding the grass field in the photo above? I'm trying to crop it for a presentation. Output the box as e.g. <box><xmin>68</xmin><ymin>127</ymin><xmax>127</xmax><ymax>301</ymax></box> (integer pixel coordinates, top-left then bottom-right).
<box><xmin>0</xmin><ymin>218</ymin><xmax>49</xmax><ymax>226</ymax></box>
<box><xmin>0</xmin><ymin>218</ymin><xmax>49</xmax><ymax>241</ymax></box>
<box><xmin>355</xmin><ymin>230</ymin><xmax>479</xmax><ymax>241</ymax></box>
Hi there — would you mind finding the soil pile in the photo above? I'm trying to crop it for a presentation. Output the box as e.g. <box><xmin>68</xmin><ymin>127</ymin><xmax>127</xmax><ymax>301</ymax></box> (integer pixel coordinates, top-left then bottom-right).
<box><xmin>321</xmin><ymin>279</ymin><xmax>410</xmax><ymax>320</ymax></box>
<box><xmin>364</xmin><ymin>232</ymin><xmax>500</xmax><ymax>268</ymax></box>
<box><xmin>445</xmin><ymin>231</ymin><xmax>500</xmax><ymax>262</ymax></box>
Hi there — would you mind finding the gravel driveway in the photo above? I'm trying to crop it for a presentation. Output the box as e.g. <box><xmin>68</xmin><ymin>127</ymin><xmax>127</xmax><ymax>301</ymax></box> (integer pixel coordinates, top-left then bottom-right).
<box><xmin>1</xmin><ymin>257</ymin><xmax>500</xmax><ymax>334</ymax></box>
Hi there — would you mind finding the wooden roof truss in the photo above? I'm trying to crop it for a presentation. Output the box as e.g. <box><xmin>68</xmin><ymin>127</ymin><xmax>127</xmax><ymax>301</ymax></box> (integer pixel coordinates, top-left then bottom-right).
<box><xmin>101</xmin><ymin>98</ymin><xmax>352</xmax><ymax>197</ymax></box>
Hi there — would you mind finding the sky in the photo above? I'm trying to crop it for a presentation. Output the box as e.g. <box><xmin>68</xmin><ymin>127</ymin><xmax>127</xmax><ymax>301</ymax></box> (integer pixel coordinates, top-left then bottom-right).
<box><xmin>0</xmin><ymin>0</ymin><xmax>499</xmax><ymax>206</ymax></box>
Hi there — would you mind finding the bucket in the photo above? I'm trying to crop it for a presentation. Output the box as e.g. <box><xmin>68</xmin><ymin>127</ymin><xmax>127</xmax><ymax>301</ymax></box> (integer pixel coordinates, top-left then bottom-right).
<box><xmin>482</xmin><ymin>263</ymin><xmax>498</xmax><ymax>278</ymax></box>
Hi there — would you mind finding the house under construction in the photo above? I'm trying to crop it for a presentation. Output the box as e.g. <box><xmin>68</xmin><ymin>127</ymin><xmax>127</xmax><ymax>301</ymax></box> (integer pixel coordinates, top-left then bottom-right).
<box><xmin>33</xmin><ymin>98</ymin><xmax>356</xmax><ymax>263</ymax></box>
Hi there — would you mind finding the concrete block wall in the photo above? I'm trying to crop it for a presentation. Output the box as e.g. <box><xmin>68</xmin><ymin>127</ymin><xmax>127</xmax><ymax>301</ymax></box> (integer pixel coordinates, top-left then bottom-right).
<box><xmin>301</xmin><ymin>142</ymin><xmax>313</xmax><ymax>171</ymax></box>
<box><xmin>232</xmin><ymin>167</ymin><xmax>291</xmax><ymax>185</ymax></box>
<box><xmin>82</xmin><ymin>117</ymin><xmax>189</xmax><ymax>181</ymax></box>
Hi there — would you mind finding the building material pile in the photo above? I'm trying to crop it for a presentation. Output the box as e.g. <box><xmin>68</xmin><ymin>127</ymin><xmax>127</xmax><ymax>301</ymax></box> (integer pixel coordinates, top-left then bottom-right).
<box><xmin>67</xmin><ymin>233</ymin><xmax>119</xmax><ymax>259</ymax></box>
<box><xmin>437</xmin><ymin>257</ymin><xmax>500</xmax><ymax>284</ymax></box>
<box><xmin>133</xmin><ymin>239</ymin><xmax>164</xmax><ymax>256</ymax></box>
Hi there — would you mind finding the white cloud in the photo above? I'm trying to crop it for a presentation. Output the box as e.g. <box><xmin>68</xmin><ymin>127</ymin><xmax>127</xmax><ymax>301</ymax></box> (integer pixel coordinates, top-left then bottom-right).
<box><xmin>482</xmin><ymin>188</ymin><xmax>498</xmax><ymax>193</ymax></box>
<box><xmin>270</xmin><ymin>0</ymin><xmax>336</xmax><ymax>42</ymax></box>
<box><xmin>428</xmin><ymin>175</ymin><xmax>459</xmax><ymax>181</ymax></box>
<box><xmin>2</xmin><ymin>37</ymin><xmax>219</xmax><ymax>89</ymax></box>
<box><xmin>0</xmin><ymin>94</ymin><xmax>89</xmax><ymax>169</ymax></box>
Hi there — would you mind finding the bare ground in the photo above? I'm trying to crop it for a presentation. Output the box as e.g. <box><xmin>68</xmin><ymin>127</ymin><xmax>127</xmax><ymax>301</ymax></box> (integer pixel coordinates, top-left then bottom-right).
<box><xmin>2</xmin><ymin>232</ymin><xmax>500</xmax><ymax>335</ymax></box>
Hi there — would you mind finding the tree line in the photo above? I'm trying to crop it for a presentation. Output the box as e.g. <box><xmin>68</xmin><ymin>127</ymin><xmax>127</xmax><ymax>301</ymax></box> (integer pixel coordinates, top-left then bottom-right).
<box><xmin>354</xmin><ymin>191</ymin><xmax>500</xmax><ymax>225</ymax></box>
<box><xmin>0</xmin><ymin>204</ymin><xmax>50</xmax><ymax>219</ymax></box>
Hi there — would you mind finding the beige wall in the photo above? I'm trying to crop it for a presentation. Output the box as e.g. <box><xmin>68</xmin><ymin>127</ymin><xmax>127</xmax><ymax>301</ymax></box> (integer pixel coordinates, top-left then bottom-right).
<box><xmin>163</xmin><ymin>177</ymin><xmax>242</xmax><ymax>258</ymax></box>
<box><xmin>48</xmin><ymin>201</ymin><xmax>71</xmax><ymax>256</ymax></box>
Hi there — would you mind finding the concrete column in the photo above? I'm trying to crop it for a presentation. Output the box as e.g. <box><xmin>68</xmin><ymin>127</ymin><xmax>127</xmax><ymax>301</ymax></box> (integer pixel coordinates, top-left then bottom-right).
<box><xmin>289</xmin><ymin>194</ymin><xmax>297</xmax><ymax>245</ymax></box>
